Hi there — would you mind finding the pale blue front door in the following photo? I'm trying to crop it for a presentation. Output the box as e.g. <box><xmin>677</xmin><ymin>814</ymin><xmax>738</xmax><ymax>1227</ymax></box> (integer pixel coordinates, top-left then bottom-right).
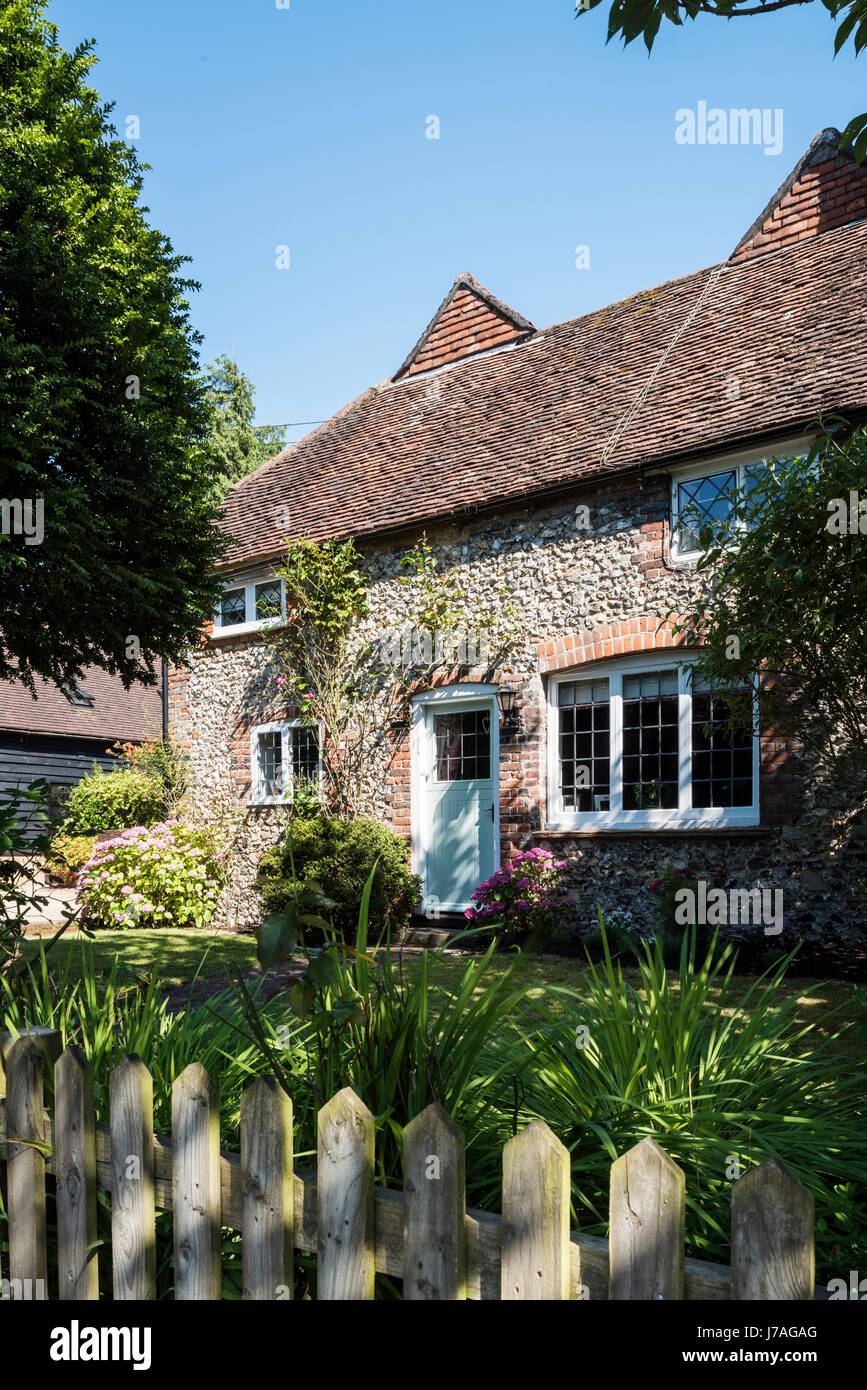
<box><xmin>418</xmin><ymin>698</ymin><xmax>498</xmax><ymax>913</ymax></box>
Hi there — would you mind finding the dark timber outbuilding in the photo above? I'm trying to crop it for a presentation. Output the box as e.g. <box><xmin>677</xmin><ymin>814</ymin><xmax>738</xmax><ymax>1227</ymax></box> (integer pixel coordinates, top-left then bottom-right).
<box><xmin>0</xmin><ymin>668</ymin><xmax>161</xmax><ymax>836</ymax></box>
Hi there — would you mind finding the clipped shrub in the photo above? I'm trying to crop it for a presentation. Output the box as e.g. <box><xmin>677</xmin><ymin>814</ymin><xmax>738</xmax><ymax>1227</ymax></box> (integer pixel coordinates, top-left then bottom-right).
<box><xmin>65</xmin><ymin>766</ymin><xmax>164</xmax><ymax>834</ymax></box>
<box><xmin>76</xmin><ymin>821</ymin><xmax>224</xmax><ymax>929</ymax></box>
<box><xmin>257</xmin><ymin>815</ymin><xmax>421</xmax><ymax>939</ymax></box>
<box><xmin>44</xmin><ymin>832</ymin><xmax>98</xmax><ymax>884</ymax></box>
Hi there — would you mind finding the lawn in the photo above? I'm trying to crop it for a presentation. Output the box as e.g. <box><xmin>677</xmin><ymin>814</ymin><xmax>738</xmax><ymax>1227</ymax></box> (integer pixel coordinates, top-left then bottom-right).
<box><xmin>20</xmin><ymin>928</ymin><xmax>259</xmax><ymax>991</ymax></box>
<box><xmin>399</xmin><ymin>947</ymin><xmax>862</xmax><ymax>1058</ymax></box>
<box><xmin>17</xmin><ymin>931</ymin><xmax>863</xmax><ymax>1057</ymax></box>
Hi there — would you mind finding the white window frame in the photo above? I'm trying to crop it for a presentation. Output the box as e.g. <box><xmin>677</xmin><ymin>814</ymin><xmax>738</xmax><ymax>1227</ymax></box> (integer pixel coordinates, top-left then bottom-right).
<box><xmin>250</xmin><ymin>719</ymin><xmax>322</xmax><ymax>807</ymax></box>
<box><xmin>546</xmin><ymin>652</ymin><xmax>759</xmax><ymax>831</ymax></box>
<box><xmin>215</xmin><ymin>573</ymin><xmax>286</xmax><ymax>636</ymax></box>
<box><xmin>667</xmin><ymin>436</ymin><xmax>811</xmax><ymax>564</ymax></box>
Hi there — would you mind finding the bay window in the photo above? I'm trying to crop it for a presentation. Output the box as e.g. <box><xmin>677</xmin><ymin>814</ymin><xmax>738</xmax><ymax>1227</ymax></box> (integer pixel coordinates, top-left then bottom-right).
<box><xmin>547</xmin><ymin>656</ymin><xmax>758</xmax><ymax>829</ymax></box>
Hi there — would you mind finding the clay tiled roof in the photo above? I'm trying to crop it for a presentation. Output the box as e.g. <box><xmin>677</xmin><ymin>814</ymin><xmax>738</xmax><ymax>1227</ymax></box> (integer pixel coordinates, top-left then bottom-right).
<box><xmin>0</xmin><ymin>667</ymin><xmax>162</xmax><ymax>742</ymax></box>
<box><xmin>394</xmin><ymin>271</ymin><xmax>535</xmax><ymax>379</ymax></box>
<box><xmin>218</xmin><ymin>134</ymin><xmax>867</xmax><ymax>571</ymax></box>
<box><xmin>732</xmin><ymin>128</ymin><xmax>867</xmax><ymax>263</ymax></box>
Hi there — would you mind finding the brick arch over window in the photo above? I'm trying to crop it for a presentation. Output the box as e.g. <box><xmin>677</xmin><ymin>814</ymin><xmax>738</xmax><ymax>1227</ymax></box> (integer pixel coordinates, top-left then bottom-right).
<box><xmin>538</xmin><ymin>616</ymin><xmax>698</xmax><ymax>674</ymax></box>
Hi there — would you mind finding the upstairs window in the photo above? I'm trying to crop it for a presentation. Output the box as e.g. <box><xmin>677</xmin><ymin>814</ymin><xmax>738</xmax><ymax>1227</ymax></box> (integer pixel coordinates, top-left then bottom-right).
<box><xmin>671</xmin><ymin>462</ymin><xmax>763</xmax><ymax>560</ymax></box>
<box><xmin>250</xmin><ymin>720</ymin><xmax>320</xmax><ymax>805</ymax></box>
<box><xmin>547</xmin><ymin>656</ymin><xmax>758</xmax><ymax>830</ymax></box>
<box><xmin>215</xmin><ymin>576</ymin><xmax>285</xmax><ymax>633</ymax></box>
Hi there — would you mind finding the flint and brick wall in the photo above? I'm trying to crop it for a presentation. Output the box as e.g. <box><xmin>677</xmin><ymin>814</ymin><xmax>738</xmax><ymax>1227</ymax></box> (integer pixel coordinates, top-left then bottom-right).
<box><xmin>170</xmin><ymin>472</ymin><xmax>864</xmax><ymax>940</ymax></box>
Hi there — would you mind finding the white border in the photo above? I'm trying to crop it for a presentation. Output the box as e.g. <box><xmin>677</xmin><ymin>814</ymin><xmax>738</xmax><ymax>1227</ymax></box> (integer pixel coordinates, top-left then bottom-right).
<box><xmin>215</xmin><ymin>573</ymin><xmax>286</xmax><ymax>638</ymax></box>
<box><xmin>249</xmin><ymin>718</ymin><xmax>323</xmax><ymax>806</ymax></box>
<box><xmin>545</xmin><ymin>652</ymin><xmax>760</xmax><ymax>831</ymax></box>
<box><xmin>410</xmin><ymin>684</ymin><xmax>501</xmax><ymax>913</ymax></box>
<box><xmin>666</xmin><ymin>434</ymin><xmax>812</xmax><ymax>565</ymax></box>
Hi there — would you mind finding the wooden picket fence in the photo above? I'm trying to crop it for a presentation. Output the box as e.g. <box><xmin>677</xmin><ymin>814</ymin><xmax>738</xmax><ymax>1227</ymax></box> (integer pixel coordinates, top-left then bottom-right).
<box><xmin>0</xmin><ymin>1028</ymin><xmax>818</xmax><ymax>1300</ymax></box>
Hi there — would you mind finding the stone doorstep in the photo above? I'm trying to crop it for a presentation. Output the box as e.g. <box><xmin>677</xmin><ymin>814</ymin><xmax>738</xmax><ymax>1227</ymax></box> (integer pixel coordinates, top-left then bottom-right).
<box><xmin>403</xmin><ymin>913</ymin><xmax>480</xmax><ymax>949</ymax></box>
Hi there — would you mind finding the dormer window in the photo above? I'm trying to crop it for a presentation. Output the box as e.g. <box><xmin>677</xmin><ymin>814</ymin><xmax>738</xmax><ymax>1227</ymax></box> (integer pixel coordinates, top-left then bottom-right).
<box><xmin>215</xmin><ymin>575</ymin><xmax>286</xmax><ymax>634</ymax></box>
<box><xmin>61</xmin><ymin>683</ymin><xmax>95</xmax><ymax>708</ymax></box>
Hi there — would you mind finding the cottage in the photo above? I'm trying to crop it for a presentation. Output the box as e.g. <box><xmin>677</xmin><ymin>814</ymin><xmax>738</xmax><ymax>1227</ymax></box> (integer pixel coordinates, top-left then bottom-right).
<box><xmin>170</xmin><ymin>128</ymin><xmax>867</xmax><ymax>936</ymax></box>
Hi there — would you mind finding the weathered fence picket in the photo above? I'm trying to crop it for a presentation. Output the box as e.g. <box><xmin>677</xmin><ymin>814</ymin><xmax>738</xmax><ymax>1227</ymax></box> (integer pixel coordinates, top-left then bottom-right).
<box><xmin>110</xmin><ymin>1056</ymin><xmax>156</xmax><ymax>1301</ymax></box>
<box><xmin>173</xmin><ymin>1064</ymin><xmax>222</xmax><ymax>1300</ymax></box>
<box><xmin>501</xmin><ymin>1119</ymin><xmax>571</xmax><ymax>1300</ymax></box>
<box><xmin>6</xmin><ymin>1036</ymin><xmax>48</xmax><ymax>1299</ymax></box>
<box><xmin>403</xmin><ymin>1103</ymin><xmax>466</xmax><ymax>1301</ymax></box>
<box><xmin>731</xmin><ymin>1157</ymin><xmax>815</xmax><ymax>1301</ymax></box>
<box><xmin>55</xmin><ymin>1046</ymin><xmax>99</xmax><ymax>1300</ymax></box>
<box><xmin>609</xmin><ymin>1136</ymin><xmax>686</xmax><ymax>1301</ymax></box>
<box><xmin>0</xmin><ymin>1036</ymin><xmax>823</xmax><ymax>1302</ymax></box>
<box><xmin>316</xmin><ymin>1088</ymin><xmax>375</xmax><ymax>1300</ymax></box>
<box><xmin>241</xmin><ymin>1076</ymin><xmax>294</xmax><ymax>1301</ymax></box>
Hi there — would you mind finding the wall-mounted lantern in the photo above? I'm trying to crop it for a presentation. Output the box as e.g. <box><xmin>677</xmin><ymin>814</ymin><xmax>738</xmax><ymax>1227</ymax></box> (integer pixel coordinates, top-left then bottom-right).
<box><xmin>496</xmin><ymin>685</ymin><xmax>520</xmax><ymax>736</ymax></box>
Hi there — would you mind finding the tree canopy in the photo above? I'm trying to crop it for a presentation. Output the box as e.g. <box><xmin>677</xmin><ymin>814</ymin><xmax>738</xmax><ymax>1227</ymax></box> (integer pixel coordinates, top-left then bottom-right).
<box><xmin>577</xmin><ymin>0</ymin><xmax>867</xmax><ymax>159</ymax></box>
<box><xmin>0</xmin><ymin>0</ymin><xmax>224</xmax><ymax>693</ymax></box>
<box><xmin>674</xmin><ymin>421</ymin><xmax>867</xmax><ymax>811</ymax></box>
<box><xmin>201</xmin><ymin>355</ymin><xmax>285</xmax><ymax>495</ymax></box>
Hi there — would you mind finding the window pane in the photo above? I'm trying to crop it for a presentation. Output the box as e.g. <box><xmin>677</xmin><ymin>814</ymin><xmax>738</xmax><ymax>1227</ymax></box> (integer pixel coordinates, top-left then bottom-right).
<box><xmin>621</xmin><ymin>670</ymin><xmax>680</xmax><ymax>810</ymax></box>
<box><xmin>558</xmin><ymin>679</ymin><xmax>610</xmax><ymax>811</ymax></box>
<box><xmin>256</xmin><ymin>731</ymin><xmax>283</xmax><ymax>799</ymax></box>
<box><xmin>255</xmin><ymin>581</ymin><xmax>282</xmax><ymax>621</ymax></box>
<box><xmin>677</xmin><ymin>470</ymin><xmax>736</xmax><ymax>552</ymax></box>
<box><xmin>690</xmin><ymin>689</ymin><xmax>753</xmax><ymax>809</ymax></box>
<box><xmin>434</xmin><ymin>710</ymin><xmax>491</xmax><ymax>781</ymax></box>
<box><xmin>220</xmin><ymin>587</ymin><xmax>246</xmax><ymax>627</ymax></box>
<box><xmin>290</xmin><ymin>727</ymin><xmax>319</xmax><ymax>793</ymax></box>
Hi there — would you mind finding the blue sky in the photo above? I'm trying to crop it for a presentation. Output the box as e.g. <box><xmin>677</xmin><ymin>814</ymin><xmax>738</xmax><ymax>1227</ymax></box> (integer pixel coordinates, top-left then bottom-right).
<box><xmin>52</xmin><ymin>0</ymin><xmax>865</xmax><ymax>442</ymax></box>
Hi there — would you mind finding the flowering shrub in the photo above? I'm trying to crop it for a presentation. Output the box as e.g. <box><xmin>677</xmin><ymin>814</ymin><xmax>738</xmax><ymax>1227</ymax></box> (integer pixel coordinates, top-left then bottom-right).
<box><xmin>725</xmin><ymin>913</ymin><xmax>804</xmax><ymax>957</ymax></box>
<box><xmin>76</xmin><ymin>822</ymin><xmax>225</xmax><ymax>929</ymax></box>
<box><xmin>648</xmin><ymin>865</ymin><xmax>804</xmax><ymax>963</ymax></box>
<box><xmin>465</xmin><ymin>848</ymin><xmax>568</xmax><ymax>939</ymax></box>
<box><xmin>648</xmin><ymin>865</ymin><xmax>699</xmax><ymax>930</ymax></box>
<box><xmin>44</xmin><ymin>832</ymin><xmax>98</xmax><ymax>883</ymax></box>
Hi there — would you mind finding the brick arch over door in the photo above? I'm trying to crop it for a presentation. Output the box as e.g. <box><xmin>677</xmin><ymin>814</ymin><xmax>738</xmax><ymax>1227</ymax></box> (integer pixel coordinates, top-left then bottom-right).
<box><xmin>538</xmin><ymin>616</ymin><xmax>697</xmax><ymax>674</ymax></box>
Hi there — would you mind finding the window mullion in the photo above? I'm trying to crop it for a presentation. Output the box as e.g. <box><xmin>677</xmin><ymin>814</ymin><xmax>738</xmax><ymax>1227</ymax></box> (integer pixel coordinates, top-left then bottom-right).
<box><xmin>610</xmin><ymin>673</ymin><xmax>622</xmax><ymax>812</ymax></box>
<box><xmin>678</xmin><ymin>668</ymin><xmax>692</xmax><ymax>812</ymax></box>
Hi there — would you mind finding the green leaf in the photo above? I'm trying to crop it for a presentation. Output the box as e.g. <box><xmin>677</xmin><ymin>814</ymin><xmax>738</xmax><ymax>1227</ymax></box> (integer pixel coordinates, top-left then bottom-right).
<box><xmin>297</xmin><ymin>914</ymin><xmax>333</xmax><ymax>933</ymax></box>
<box><xmin>289</xmin><ymin>980</ymin><xmax>316</xmax><ymax>1019</ymax></box>
<box><xmin>306</xmin><ymin>953</ymin><xmax>337</xmax><ymax>988</ymax></box>
<box><xmin>256</xmin><ymin>909</ymin><xmax>299</xmax><ymax>970</ymax></box>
